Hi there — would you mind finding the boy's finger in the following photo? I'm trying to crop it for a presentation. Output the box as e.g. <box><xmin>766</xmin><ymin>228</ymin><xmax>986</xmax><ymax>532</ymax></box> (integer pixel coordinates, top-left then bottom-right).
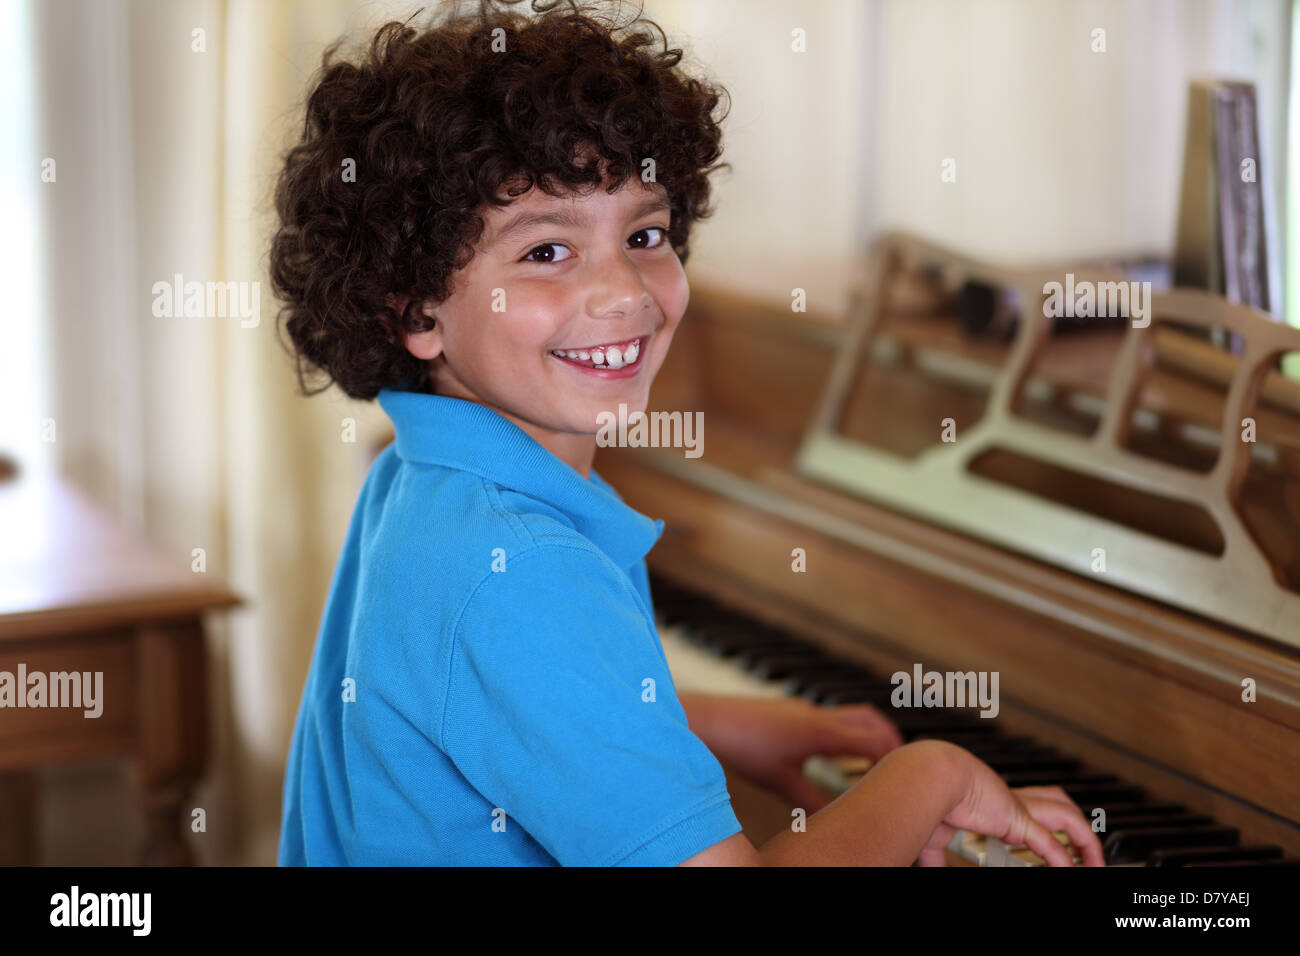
<box><xmin>918</xmin><ymin>824</ymin><xmax>956</xmax><ymax>866</ymax></box>
<box><xmin>1013</xmin><ymin>785</ymin><xmax>1077</xmax><ymax>807</ymax></box>
<box><xmin>917</xmin><ymin>844</ymin><xmax>947</xmax><ymax>867</ymax></box>
<box><xmin>826</xmin><ymin>705</ymin><xmax>904</xmax><ymax>748</ymax></box>
<box><xmin>1023</xmin><ymin>799</ymin><xmax>1106</xmax><ymax>867</ymax></box>
<box><xmin>825</xmin><ymin>727</ymin><xmax>901</xmax><ymax>759</ymax></box>
<box><xmin>829</xmin><ymin>702</ymin><xmax>899</xmax><ymax>730</ymax></box>
<box><xmin>1020</xmin><ymin>816</ymin><xmax>1075</xmax><ymax>867</ymax></box>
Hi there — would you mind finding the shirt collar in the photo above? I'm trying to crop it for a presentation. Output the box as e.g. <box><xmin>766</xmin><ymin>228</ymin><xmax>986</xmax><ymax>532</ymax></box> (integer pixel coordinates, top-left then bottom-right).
<box><xmin>377</xmin><ymin>388</ymin><xmax>664</xmax><ymax>570</ymax></box>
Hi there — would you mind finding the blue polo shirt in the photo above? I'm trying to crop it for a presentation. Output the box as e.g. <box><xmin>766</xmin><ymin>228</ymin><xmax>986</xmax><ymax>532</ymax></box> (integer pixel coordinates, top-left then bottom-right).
<box><xmin>278</xmin><ymin>388</ymin><xmax>742</xmax><ymax>866</ymax></box>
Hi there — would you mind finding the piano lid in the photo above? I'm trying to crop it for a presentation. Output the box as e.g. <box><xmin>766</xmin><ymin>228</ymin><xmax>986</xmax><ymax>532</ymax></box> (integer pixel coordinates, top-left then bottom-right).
<box><xmin>796</xmin><ymin>232</ymin><xmax>1300</xmax><ymax>650</ymax></box>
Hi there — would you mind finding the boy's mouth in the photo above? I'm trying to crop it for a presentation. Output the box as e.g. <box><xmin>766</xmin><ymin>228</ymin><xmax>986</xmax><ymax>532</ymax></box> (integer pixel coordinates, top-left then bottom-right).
<box><xmin>549</xmin><ymin>335</ymin><xmax>646</xmax><ymax>372</ymax></box>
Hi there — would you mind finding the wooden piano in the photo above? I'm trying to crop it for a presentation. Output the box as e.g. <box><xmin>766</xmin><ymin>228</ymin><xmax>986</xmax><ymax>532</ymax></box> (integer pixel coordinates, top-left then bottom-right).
<box><xmin>595</xmin><ymin>232</ymin><xmax>1300</xmax><ymax>866</ymax></box>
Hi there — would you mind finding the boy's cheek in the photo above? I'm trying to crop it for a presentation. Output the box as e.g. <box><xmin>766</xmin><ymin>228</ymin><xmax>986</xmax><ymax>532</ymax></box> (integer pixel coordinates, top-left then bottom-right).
<box><xmin>646</xmin><ymin>283</ymin><xmax>687</xmax><ymax>340</ymax></box>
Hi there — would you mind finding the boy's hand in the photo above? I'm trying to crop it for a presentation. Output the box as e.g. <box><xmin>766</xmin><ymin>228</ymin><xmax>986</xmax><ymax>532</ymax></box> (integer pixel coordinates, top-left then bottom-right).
<box><xmin>918</xmin><ymin>749</ymin><xmax>1106</xmax><ymax>867</ymax></box>
<box><xmin>681</xmin><ymin>694</ymin><xmax>903</xmax><ymax>811</ymax></box>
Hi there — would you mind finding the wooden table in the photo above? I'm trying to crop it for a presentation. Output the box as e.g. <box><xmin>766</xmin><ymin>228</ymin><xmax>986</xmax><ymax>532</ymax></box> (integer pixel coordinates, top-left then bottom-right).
<box><xmin>0</xmin><ymin>466</ymin><xmax>239</xmax><ymax>865</ymax></box>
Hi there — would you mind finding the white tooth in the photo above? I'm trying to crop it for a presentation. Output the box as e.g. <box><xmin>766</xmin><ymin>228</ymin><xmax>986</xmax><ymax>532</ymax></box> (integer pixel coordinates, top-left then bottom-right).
<box><xmin>591</xmin><ymin>350</ymin><xmax>605</xmax><ymax>364</ymax></box>
<box><xmin>578</xmin><ymin>350</ymin><xmax>590</xmax><ymax>360</ymax></box>
<box><xmin>625</xmin><ymin>341</ymin><xmax>639</xmax><ymax>362</ymax></box>
<box><xmin>606</xmin><ymin>346</ymin><xmax>623</xmax><ymax>365</ymax></box>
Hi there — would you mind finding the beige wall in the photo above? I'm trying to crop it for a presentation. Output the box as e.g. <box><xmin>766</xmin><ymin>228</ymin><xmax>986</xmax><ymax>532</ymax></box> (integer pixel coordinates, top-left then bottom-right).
<box><xmin>649</xmin><ymin>0</ymin><xmax>1291</xmax><ymax>317</ymax></box>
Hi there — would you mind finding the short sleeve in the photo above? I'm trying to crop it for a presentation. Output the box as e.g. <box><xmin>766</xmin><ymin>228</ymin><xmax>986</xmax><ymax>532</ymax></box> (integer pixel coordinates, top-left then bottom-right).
<box><xmin>441</xmin><ymin>544</ymin><xmax>742</xmax><ymax>866</ymax></box>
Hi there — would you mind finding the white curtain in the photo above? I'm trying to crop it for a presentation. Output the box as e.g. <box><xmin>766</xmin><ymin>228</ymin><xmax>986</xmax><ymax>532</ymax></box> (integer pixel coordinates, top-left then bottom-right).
<box><xmin>31</xmin><ymin>0</ymin><xmax>408</xmax><ymax>865</ymax></box>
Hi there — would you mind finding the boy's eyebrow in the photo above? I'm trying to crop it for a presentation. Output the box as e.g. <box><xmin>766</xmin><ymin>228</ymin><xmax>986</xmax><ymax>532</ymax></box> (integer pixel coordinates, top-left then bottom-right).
<box><xmin>490</xmin><ymin>196</ymin><xmax>671</xmax><ymax>248</ymax></box>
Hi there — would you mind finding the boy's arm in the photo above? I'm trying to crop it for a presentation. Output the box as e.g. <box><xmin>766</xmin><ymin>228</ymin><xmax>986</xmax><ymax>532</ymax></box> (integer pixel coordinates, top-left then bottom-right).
<box><xmin>678</xmin><ymin>692</ymin><xmax>899</xmax><ymax>751</ymax></box>
<box><xmin>676</xmin><ymin>691</ymin><xmax>902</xmax><ymax>810</ymax></box>
<box><xmin>679</xmin><ymin>739</ymin><xmax>965</xmax><ymax>865</ymax></box>
<box><xmin>680</xmin><ymin>740</ymin><xmax>1105</xmax><ymax>866</ymax></box>
<box><xmin>676</xmin><ymin>692</ymin><xmax>719</xmax><ymax>740</ymax></box>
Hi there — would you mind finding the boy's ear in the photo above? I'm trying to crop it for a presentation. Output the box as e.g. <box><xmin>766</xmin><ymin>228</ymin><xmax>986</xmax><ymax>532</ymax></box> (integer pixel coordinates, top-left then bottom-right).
<box><xmin>385</xmin><ymin>293</ymin><xmax>443</xmax><ymax>360</ymax></box>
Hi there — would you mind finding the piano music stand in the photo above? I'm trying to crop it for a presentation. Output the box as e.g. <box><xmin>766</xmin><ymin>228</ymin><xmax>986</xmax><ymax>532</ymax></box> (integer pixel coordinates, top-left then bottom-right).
<box><xmin>797</xmin><ymin>232</ymin><xmax>1300</xmax><ymax>650</ymax></box>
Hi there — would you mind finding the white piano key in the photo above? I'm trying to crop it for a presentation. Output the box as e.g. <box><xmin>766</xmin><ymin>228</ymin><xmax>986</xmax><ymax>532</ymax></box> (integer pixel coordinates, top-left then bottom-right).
<box><xmin>657</xmin><ymin>621</ymin><xmax>792</xmax><ymax>699</ymax></box>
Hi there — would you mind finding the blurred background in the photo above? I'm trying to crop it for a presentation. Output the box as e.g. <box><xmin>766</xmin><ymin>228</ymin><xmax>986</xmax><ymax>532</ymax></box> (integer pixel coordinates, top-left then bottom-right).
<box><xmin>0</xmin><ymin>0</ymin><xmax>1295</xmax><ymax>865</ymax></box>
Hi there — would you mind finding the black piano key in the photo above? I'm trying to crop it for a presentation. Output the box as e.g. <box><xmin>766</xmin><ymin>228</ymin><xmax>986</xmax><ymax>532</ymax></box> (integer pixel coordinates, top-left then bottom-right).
<box><xmin>812</xmin><ymin>693</ymin><xmax>992</xmax><ymax>733</ymax></box>
<box><xmin>1105</xmin><ymin>813</ymin><xmax>1213</xmax><ymax>831</ymax></box>
<box><xmin>738</xmin><ymin>652</ymin><xmax>841</xmax><ymax>681</ymax></box>
<box><xmin>801</xmin><ymin>678</ymin><xmax>897</xmax><ymax>703</ymax></box>
<box><xmin>1103</xmin><ymin>825</ymin><xmax>1240</xmax><ymax>865</ymax></box>
<box><xmin>914</xmin><ymin>731</ymin><xmax>1035</xmax><ymax>750</ymax></box>
<box><xmin>970</xmin><ymin>751</ymin><xmax>1081</xmax><ymax>775</ymax></box>
<box><xmin>796</xmin><ymin>672</ymin><xmax>1003</xmax><ymax>736</ymax></box>
<box><xmin>781</xmin><ymin>671</ymin><xmax>884</xmax><ymax>696</ymax></box>
<box><xmin>1095</xmin><ymin>802</ymin><xmax>1186</xmax><ymax>818</ymax></box>
<box><xmin>1148</xmin><ymin>845</ymin><xmax>1283</xmax><ymax>867</ymax></box>
<box><xmin>999</xmin><ymin>771</ymin><xmax>1146</xmax><ymax>805</ymax></box>
<box><xmin>769</xmin><ymin>655</ymin><xmax>871</xmax><ymax>675</ymax></box>
<box><xmin>1077</xmin><ymin>801</ymin><xmax>1204</xmax><ymax>832</ymax></box>
<box><xmin>701</xmin><ymin>638</ymin><xmax>815</xmax><ymax>660</ymax></box>
<box><xmin>891</xmin><ymin>713</ymin><xmax>988</xmax><ymax>735</ymax></box>
<box><xmin>690</xmin><ymin>626</ymin><xmax>808</xmax><ymax>657</ymax></box>
<box><xmin>961</xmin><ymin>742</ymin><xmax>1062</xmax><ymax>757</ymax></box>
<box><xmin>1065</xmin><ymin>784</ymin><xmax>1147</xmax><ymax>805</ymax></box>
<box><xmin>781</xmin><ymin>663</ymin><xmax>881</xmax><ymax>688</ymax></box>
<box><xmin>1002</xmin><ymin>770</ymin><xmax>1120</xmax><ymax>788</ymax></box>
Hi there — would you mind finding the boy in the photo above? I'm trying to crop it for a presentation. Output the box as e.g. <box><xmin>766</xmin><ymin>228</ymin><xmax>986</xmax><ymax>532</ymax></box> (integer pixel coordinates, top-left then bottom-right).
<box><xmin>272</xmin><ymin>0</ymin><xmax>1104</xmax><ymax>866</ymax></box>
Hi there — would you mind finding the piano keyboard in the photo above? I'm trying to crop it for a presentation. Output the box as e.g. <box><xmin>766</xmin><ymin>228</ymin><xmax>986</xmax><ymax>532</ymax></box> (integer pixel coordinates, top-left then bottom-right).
<box><xmin>652</xmin><ymin>575</ymin><xmax>1298</xmax><ymax>867</ymax></box>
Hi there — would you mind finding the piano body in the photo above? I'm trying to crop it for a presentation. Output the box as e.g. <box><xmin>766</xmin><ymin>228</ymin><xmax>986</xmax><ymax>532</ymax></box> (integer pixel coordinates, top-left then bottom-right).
<box><xmin>595</xmin><ymin>233</ymin><xmax>1300</xmax><ymax>866</ymax></box>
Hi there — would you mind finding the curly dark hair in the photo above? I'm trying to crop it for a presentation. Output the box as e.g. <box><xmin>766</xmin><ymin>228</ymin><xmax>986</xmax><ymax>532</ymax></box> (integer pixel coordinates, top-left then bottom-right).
<box><xmin>268</xmin><ymin>0</ymin><xmax>730</xmax><ymax>400</ymax></box>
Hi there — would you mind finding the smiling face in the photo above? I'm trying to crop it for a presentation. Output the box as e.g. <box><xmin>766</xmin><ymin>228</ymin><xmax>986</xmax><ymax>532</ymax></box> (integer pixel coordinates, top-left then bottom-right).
<box><xmin>402</xmin><ymin>174</ymin><xmax>689</xmax><ymax>477</ymax></box>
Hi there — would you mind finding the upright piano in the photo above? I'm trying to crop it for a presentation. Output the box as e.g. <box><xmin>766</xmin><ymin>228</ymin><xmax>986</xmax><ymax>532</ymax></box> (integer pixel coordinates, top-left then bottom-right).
<box><xmin>596</xmin><ymin>232</ymin><xmax>1300</xmax><ymax>866</ymax></box>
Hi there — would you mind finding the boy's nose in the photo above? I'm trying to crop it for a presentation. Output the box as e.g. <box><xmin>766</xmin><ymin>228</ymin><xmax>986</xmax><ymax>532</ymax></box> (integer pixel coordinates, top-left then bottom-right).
<box><xmin>587</xmin><ymin>282</ymin><xmax>653</xmax><ymax>322</ymax></box>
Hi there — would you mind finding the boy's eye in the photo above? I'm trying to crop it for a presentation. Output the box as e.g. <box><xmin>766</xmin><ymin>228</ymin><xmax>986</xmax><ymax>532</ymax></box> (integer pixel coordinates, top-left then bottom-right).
<box><xmin>522</xmin><ymin>227</ymin><xmax>670</xmax><ymax>261</ymax></box>
<box><xmin>521</xmin><ymin>243</ymin><xmax>573</xmax><ymax>264</ymax></box>
<box><xmin>629</xmin><ymin>226</ymin><xmax>668</xmax><ymax>249</ymax></box>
